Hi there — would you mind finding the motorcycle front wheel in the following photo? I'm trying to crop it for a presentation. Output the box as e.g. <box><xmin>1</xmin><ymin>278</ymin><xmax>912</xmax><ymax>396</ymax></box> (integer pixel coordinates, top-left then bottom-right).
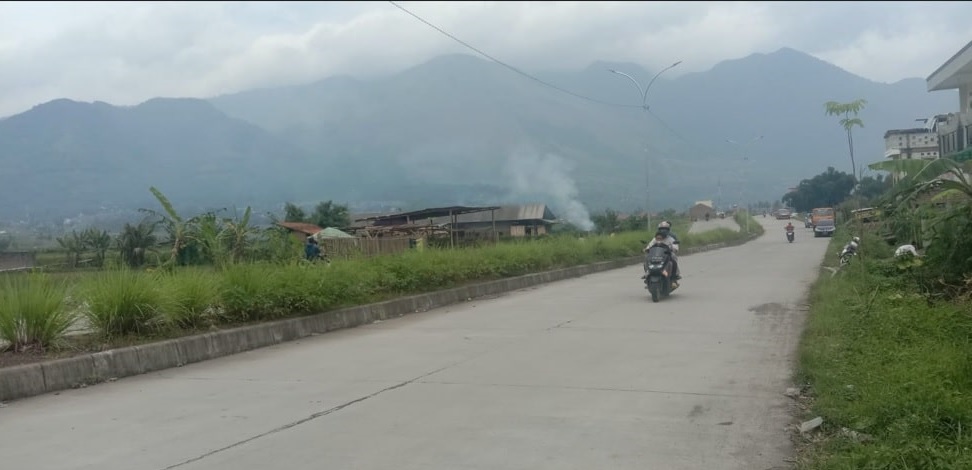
<box><xmin>649</xmin><ymin>281</ymin><xmax>660</xmax><ymax>302</ymax></box>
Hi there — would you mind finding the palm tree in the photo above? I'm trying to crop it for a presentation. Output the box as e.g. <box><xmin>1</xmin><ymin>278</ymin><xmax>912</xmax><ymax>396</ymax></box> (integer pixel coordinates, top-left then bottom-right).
<box><xmin>56</xmin><ymin>231</ymin><xmax>86</xmax><ymax>268</ymax></box>
<box><xmin>825</xmin><ymin>99</ymin><xmax>867</xmax><ymax>182</ymax></box>
<box><xmin>117</xmin><ymin>218</ymin><xmax>159</xmax><ymax>268</ymax></box>
<box><xmin>82</xmin><ymin>227</ymin><xmax>112</xmax><ymax>267</ymax></box>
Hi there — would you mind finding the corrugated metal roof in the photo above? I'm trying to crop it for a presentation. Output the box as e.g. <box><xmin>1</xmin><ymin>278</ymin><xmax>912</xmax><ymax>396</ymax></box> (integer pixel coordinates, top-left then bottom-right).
<box><xmin>355</xmin><ymin>206</ymin><xmax>502</xmax><ymax>223</ymax></box>
<box><xmin>276</xmin><ymin>222</ymin><xmax>323</xmax><ymax>235</ymax></box>
<box><xmin>430</xmin><ymin>204</ymin><xmax>556</xmax><ymax>225</ymax></box>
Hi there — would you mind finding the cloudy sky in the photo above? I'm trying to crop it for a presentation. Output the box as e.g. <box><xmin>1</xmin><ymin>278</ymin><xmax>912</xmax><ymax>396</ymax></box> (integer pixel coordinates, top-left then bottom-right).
<box><xmin>1</xmin><ymin>1</ymin><xmax>969</xmax><ymax>118</ymax></box>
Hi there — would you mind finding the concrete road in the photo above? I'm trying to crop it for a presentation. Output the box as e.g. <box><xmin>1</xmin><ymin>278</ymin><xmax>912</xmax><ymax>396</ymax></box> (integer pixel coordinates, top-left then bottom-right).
<box><xmin>1</xmin><ymin>218</ymin><xmax>828</xmax><ymax>470</ymax></box>
<box><xmin>688</xmin><ymin>217</ymin><xmax>740</xmax><ymax>234</ymax></box>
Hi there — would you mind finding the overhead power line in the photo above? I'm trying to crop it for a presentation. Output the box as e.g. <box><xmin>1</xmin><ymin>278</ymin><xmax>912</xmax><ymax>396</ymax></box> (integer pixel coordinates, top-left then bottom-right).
<box><xmin>387</xmin><ymin>1</ymin><xmax>716</xmax><ymax>156</ymax></box>
<box><xmin>387</xmin><ymin>1</ymin><xmax>640</xmax><ymax>109</ymax></box>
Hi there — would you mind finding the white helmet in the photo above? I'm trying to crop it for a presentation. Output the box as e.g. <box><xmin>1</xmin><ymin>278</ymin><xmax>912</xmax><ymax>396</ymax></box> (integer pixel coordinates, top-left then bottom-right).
<box><xmin>657</xmin><ymin>221</ymin><xmax>671</xmax><ymax>229</ymax></box>
<box><xmin>852</xmin><ymin>236</ymin><xmax>861</xmax><ymax>244</ymax></box>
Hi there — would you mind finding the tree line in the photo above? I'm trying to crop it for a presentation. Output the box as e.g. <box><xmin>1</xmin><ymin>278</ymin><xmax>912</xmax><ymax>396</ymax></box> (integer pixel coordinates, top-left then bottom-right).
<box><xmin>50</xmin><ymin>187</ymin><xmax>353</xmax><ymax>270</ymax></box>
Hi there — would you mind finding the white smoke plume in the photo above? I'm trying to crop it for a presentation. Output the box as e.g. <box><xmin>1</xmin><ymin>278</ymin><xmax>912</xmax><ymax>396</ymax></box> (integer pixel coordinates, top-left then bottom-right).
<box><xmin>503</xmin><ymin>148</ymin><xmax>595</xmax><ymax>232</ymax></box>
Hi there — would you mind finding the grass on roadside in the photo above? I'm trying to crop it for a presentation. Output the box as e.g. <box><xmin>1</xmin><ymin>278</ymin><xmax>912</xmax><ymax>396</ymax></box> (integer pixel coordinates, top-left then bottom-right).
<box><xmin>2</xmin><ymin>224</ymin><xmax>759</xmax><ymax>358</ymax></box>
<box><xmin>796</xmin><ymin>229</ymin><xmax>972</xmax><ymax>469</ymax></box>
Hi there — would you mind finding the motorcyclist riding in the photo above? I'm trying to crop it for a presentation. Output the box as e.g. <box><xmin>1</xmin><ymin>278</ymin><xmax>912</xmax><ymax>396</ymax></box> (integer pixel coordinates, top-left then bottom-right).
<box><xmin>643</xmin><ymin>231</ymin><xmax>680</xmax><ymax>288</ymax></box>
<box><xmin>785</xmin><ymin>222</ymin><xmax>795</xmax><ymax>233</ymax></box>
<box><xmin>646</xmin><ymin>221</ymin><xmax>681</xmax><ymax>284</ymax></box>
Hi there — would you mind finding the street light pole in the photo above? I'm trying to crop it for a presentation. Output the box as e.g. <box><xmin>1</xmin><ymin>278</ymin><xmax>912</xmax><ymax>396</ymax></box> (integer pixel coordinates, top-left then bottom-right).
<box><xmin>609</xmin><ymin>61</ymin><xmax>682</xmax><ymax>233</ymax></box>
<box><xmin>726</xmin><ymin>135</ymin><xmax>763</xmax><ymax>234</ymax></box>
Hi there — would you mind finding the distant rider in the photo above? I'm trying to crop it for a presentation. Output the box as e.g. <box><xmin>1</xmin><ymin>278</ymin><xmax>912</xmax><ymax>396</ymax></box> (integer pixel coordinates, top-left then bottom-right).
<box><xmin>785</xmin><ymin>222</ymin><xmax>794</xmax><ymax>233</ymax></box>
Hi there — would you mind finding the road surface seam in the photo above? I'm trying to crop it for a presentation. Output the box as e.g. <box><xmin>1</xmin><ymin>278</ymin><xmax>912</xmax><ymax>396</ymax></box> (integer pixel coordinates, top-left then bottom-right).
<box><xmin>157</xmin><ymin>293</ymin><xmax>625</xmax><ymax>468</ymax></box>
<box><xmin>415</xmin><ymin>380</ymin><xmax>773</xmax><ymax>399</ymax></box>
<box><xmin>158</xmin><ymin>362</ymin><xmax>460</xmax><ymax>470</ymax></box>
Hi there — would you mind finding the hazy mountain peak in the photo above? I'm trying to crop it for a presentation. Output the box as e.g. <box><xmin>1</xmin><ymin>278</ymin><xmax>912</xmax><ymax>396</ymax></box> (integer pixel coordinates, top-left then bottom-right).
<box><xmin>0</xmin><ymin>47</ymin><xmax>955</xmax><ymax>220</ymax></box>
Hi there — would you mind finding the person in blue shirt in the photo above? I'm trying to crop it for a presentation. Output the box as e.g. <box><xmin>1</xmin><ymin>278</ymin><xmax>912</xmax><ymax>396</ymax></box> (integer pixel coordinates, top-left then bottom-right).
<box><xmin>304</xmin><ymin>236</ymin><xmax>321</xmax><ymax>261</ymax></box>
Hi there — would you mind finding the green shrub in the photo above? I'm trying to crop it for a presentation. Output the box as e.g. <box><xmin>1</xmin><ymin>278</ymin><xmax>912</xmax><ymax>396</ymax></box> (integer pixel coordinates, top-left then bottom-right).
<box><xmin>81</xmin><ymin>270</ymin><xmax>166</xmax><ymax>337</ymax></box>
<box><xmin>0</xmin><ymin>274</ymin><xmax>75</xmax><ymax>352</ymax></box>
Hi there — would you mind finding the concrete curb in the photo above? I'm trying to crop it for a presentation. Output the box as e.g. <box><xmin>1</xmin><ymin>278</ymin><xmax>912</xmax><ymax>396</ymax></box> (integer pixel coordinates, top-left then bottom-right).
<box><xmin>0</xmin><ymin>232</ymin><xmax>760</xmax><ymax>402</ymax></box>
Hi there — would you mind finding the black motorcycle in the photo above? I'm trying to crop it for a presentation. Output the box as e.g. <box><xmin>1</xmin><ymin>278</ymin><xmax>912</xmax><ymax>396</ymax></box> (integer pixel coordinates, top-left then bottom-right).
<box><xmin>786</xmin><ymin>230</ymin><xmax>795</xmax><ymax>243</ymax></box>
<box><xmin>641</xmin><ymin>241</ymin><xmax>676</xmax><ymax>303</ymax></box>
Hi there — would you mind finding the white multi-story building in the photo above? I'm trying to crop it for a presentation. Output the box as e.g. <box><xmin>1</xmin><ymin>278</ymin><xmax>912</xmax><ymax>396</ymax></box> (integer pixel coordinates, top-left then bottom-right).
<box><xmin>883</xmin><ymin>125</ymin><xmax>941</xmax><ymax>161</ymax></box>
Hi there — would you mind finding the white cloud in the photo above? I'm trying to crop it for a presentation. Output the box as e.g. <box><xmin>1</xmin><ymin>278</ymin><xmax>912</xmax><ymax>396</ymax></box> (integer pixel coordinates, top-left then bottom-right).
<box><xmin>0</xmin><ymin>1</ymin><xmax>969</xmax><ymax>117</ymax></box>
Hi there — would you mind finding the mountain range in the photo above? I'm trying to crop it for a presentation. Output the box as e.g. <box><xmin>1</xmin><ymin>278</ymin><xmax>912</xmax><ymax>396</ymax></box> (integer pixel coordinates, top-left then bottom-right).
<box><xmin>0</xmin><ymin>47</ymin><xmax>957</xmax><ymax>223</ymax></box>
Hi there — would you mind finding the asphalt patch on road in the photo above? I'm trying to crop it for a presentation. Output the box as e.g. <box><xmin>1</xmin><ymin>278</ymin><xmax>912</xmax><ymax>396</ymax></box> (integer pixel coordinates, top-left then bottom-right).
<box><xmin>749</xmin><ymin>302</ymin><xmax>787</xmax><ymax>316</ymax></box>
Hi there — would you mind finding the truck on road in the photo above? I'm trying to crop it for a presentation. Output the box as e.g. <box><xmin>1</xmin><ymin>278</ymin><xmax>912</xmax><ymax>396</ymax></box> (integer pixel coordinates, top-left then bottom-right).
<box><xmin>810</xmin><ymin>207</ymin><xmax>835</xmax><ymax>227</ymax></box>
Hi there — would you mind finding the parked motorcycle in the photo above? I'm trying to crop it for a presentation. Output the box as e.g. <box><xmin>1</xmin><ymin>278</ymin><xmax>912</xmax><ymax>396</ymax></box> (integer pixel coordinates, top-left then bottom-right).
<box><xmin>838</xmin><ymin>238</ymin><xmax>860</xmax><ymax>268</ymax></box>
<box><xmin>641</xmin><ymin>240</ymin><xmax>676</xmax><ymax>303</ymax></box>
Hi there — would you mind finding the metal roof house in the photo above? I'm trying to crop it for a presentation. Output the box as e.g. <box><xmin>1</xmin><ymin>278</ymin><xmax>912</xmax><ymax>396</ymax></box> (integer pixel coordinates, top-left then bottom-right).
<box><xmin>429</xmin><ymin>204</ymin><xmax>558</xmax><ymax>238</ymax></box>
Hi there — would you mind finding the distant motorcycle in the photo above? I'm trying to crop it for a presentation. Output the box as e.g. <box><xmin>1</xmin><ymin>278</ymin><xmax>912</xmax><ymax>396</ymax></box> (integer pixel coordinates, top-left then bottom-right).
<box><xmin>641</xmin><ymin>240</ymin><xmax>676</xmax><ymax>303</ymax></box>
<box><xmin>786</xmin><ymin>230</ymin><xmax>795</xmax><ymax>243</ymax></box>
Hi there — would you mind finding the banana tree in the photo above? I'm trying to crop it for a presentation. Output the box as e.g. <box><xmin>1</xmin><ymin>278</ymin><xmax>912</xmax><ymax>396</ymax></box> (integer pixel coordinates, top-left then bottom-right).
<box><xmin>224</xmin><ymin>206</ymin><xmax>254</xmax><ymax>263</ymax></box>
<box><xmin>140</xmin><ymin>187</ymin><xmax>194</xmax><ymax>267</ymax></box>
<box><xmin>193</xmin><ymin>211</ymin><xmax>230</xmax><ymax>268</ymax></box>
<box><xmin>870</xmin><ymin>158</ymin><xmax>972</xmax><ymax>282</ymax></box>
<box><xmin>869</xmin><ymin>158</ymin><xmax>972</xmax><ymax>209</ymax></box>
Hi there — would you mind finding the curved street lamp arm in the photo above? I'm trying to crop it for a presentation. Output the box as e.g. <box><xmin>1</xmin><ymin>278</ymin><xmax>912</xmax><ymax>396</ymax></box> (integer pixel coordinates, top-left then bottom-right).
<box><xmin>644</xmin><ymin>61</ymin><xmax>682</xmax><ymax>107</ymax></box>
<box><xmin>608</xmin><ymin>69</ymin><xmax>646</xmax><ymax>107</ymax></box>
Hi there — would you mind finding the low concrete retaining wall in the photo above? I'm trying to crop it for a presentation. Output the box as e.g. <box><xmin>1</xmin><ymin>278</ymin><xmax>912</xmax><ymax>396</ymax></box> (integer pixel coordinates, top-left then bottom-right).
<box><xmin>0</xmin><ymin>233</ymin><xmax>760</xmax><ymax>402</ymax></box>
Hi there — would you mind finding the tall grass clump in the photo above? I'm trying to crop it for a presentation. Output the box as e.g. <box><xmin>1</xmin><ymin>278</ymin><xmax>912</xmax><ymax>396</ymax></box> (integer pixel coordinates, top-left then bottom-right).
<box><xmin>0</xmin><ymin>274</ymin><xmax>75</xmax><ymax>352</ymax></box>
<box><xmin>219</xmin><ymin>263</ymin><xmax>278</xmax><ymax>322</ymax></box>
<box><xmin>160</xmin><ymin>269</ymin><xmax>220</xmax><ymax>329</ymax></box>
<box><xmin>81</xmin><ymin>269</ymin><xmax>166</xmax><ymax>338</ymax></box>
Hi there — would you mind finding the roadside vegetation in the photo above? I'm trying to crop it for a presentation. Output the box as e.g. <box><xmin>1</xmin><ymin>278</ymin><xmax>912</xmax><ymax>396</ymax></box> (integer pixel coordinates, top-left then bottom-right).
<box><xmin>794</xmin><ymin>155</ymin><xmax>972</xmax><ymax>469</ymax></box>
<box><xmin>0</xmin><ymin>187</ymin><xmax>763</xmax><ymax>364</ymax></box>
